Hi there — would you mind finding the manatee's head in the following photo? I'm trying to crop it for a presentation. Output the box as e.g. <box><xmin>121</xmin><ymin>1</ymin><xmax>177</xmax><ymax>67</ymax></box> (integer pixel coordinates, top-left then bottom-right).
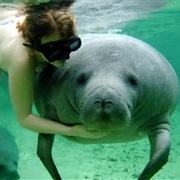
<box><xmin>0</xmin><ymin>129</ymin><xmax>19</xmax><ymax>180</ymax></box>
<box><xmin>55</xmin><ymin>34</ymin><xmax>140</xmax><ymax>132</ymax></box>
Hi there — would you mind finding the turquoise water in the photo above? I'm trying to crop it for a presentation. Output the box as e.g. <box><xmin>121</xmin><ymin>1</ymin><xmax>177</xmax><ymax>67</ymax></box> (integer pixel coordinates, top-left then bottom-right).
<box><xmin>0</xmin><ymin>0</ymin><xmax>180</xmax><ymax>179</ymax></box>
<box><xmin>122</xmin><ymin>0</ymin><xmax>180</xmax><ymax>81</ymax></box>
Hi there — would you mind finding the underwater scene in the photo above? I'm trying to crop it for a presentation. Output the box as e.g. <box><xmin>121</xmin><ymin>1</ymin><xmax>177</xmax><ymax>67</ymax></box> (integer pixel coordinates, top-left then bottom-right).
<box><xmin>0</xmin><ymin>0</ymin><xmax>180</xmax><ymax>179</ymax></box>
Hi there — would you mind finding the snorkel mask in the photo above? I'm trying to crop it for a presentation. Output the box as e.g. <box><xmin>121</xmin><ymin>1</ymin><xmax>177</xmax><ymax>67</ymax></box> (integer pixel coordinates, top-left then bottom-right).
<box><xmin>23</xmin><ymin>35</ymin><xmax>81</xmax><ymax>62</ymax></box>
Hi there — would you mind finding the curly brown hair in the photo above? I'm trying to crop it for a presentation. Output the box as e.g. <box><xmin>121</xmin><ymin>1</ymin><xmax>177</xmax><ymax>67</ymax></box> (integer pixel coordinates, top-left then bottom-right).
<box><xmin>17</xmin><ymin>3</ymin><xmax>76</xmax><ymax>47</ymax></box>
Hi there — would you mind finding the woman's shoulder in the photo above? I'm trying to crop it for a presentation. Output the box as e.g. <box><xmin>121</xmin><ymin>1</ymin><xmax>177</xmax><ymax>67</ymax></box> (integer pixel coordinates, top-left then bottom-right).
<box><xmin>0</xmin><ymin>18</ymin><xmax>30</xmax><ymax>73</ymax></box>
<box><xmin>0</xmin><ymin>21</ymin><xmax>19</xmax><ymax>41</ymax></box>
<box><xmin>0</xmin><ymin>16</ymin><xmax>23</xmax><ymax>41</ymax></box>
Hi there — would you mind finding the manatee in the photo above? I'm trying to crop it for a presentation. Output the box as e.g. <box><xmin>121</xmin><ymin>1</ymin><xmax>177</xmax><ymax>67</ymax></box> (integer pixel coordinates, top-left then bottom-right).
<box><xmin>0</xmin><ymin>127</ymin><xmax>19</xmax><ymax>180</ymax></box>
<box><xmin>34</xmin><ymin>34</ymin><xmax>179</xmax><ymax>180</ymax></box>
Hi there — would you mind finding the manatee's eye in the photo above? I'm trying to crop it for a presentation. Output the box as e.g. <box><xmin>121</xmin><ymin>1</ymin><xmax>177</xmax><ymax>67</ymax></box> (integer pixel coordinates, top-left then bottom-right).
<box><xmin>77</xmin><ymin>73</ymin><xmax>88</xmax><ymax>85</ymax></box>
<box><xmin>128</xmin><ymin>75</ymin><xmax>138</xmax><ymax>87</ymax></box>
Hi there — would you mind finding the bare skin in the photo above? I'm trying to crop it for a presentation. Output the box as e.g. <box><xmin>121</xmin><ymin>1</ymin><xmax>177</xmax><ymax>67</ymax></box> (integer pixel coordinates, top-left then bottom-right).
<box><xmin>0</xmin><ymin>15</ymin><xmax>106</xmax><ymax>138</ymax></box>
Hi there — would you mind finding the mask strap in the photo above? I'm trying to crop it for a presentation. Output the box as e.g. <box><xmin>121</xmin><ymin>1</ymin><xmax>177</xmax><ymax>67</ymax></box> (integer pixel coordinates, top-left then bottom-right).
<box><xmin>23</xmin><ymin>43</ymin><xmax>41</xmax><ymax>51</ymax></box>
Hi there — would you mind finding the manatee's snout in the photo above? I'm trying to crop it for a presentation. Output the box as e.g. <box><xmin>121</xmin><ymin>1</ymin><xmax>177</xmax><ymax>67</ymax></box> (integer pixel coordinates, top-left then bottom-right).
<box><xmin>81</xmin><ymin>86</ymin><xmax>131</xmax><ymax>131</ymax></box>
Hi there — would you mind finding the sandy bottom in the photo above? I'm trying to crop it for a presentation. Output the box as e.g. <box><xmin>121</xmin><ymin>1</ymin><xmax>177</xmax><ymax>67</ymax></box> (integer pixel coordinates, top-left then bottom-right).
<box><xmin>0</xmin><ymin>77</ymin><xmax>180</xmax><ymax>180</ymax></box>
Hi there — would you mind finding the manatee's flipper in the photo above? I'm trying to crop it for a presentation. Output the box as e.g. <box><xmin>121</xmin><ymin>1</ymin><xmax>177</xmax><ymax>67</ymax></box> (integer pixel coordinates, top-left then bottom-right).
<box><xmin>138</xmin><ymin>116</ymin><xmax>170</xmax><ymax>180</ymax></box>
<box><xmin>37</xmin><ymin>133</ymin><xmax>61</xmax><ymax>180</ymax></box>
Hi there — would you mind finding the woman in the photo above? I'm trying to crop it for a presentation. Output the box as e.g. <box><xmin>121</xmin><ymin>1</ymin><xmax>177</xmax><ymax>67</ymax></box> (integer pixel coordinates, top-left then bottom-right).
<box><xmin>0</xmin><ymin>1</ymin><xmax>106</xmax><ymax>138</ymax></box>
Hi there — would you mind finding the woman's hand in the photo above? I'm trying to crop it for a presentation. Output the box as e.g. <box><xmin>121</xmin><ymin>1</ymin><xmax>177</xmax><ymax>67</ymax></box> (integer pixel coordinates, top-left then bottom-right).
<box><xmin>67</xmin><ymin>124</ymin><xmax>109</xmax><ymax>138</ymax></box>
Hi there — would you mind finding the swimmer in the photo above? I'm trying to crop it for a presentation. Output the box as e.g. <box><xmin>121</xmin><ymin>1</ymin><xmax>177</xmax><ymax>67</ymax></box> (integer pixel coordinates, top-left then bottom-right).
<box><xmin>0</xmin><ymin>0</ymin><xmax>106</xmax><ymax>138</ymax></box>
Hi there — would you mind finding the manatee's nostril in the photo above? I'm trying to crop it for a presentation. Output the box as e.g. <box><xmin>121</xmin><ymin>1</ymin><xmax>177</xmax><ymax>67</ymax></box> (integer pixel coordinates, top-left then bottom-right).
<box><xmin>105</xmin><ymin>100</ymin><xmax>113</xmax><ymax>109</ymax></box>
<box><xmin>94</xmin><ymin>100</ymin><xmax>102</xmax><ymax>109</ymax></box>
<box><xmin>94</xmin><ymin>99</ymin><xmax>113</xmax><ymax>110</ymax></box>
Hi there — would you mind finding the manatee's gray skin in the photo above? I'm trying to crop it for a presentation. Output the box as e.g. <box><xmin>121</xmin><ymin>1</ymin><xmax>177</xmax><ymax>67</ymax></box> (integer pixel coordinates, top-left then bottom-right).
<box><xmin>34</xmin><ymin>34</ymin><xmax>179</xmax><ymax>180</ymax></box>
<box><xmin>0</xmin><ymin>127</ymin><xmax>19</xmax><ymax>180</ymax></box>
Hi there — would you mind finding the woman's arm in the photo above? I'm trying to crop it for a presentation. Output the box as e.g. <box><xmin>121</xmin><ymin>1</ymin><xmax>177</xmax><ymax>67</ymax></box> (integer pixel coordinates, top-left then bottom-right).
<box><xmin>8</xmin><ymin>56</ymin><xmax>106</xmax><ymax>138</ymax></box>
